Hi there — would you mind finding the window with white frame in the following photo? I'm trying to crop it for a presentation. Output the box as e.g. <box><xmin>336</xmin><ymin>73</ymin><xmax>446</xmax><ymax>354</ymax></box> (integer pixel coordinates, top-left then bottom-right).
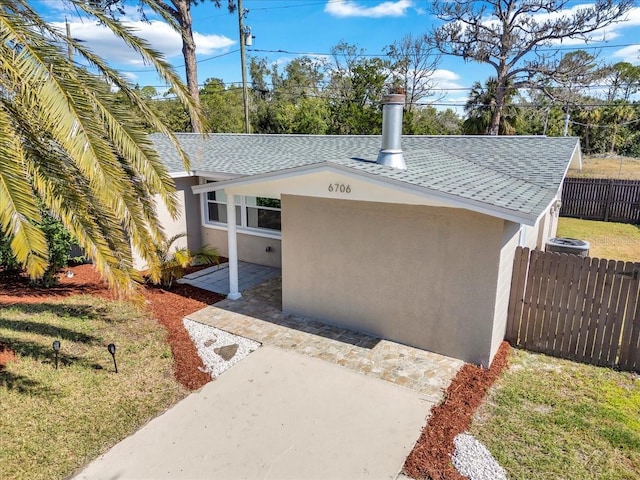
<box><xmin>245</xmin><ymin>197</ymin><xmax>282</xmax><ymax>231</ymax></box>
<box><xmin>205</xmin><ymin>185</ymin><xmax>281</xmax><ymax>232</ymax></box>
<box><xmin>206</xmin><ymin>190</ymin><xmax>241</xmax><ymax>226</ymax></box>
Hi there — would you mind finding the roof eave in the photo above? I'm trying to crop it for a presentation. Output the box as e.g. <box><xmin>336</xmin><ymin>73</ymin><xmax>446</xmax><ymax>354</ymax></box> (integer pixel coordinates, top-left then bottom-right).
<box><xmin>190</xmin><ymin>163</ymin><xmax>541</xmax><ymax>226</ymax></box>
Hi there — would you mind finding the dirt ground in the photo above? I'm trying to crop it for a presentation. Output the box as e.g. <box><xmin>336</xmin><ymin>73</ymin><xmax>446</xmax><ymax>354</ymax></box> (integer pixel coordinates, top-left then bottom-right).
<box><xmin>1</xmin><ymin>265</ymin><xmax>510</xmax><ymax>479</ymax></box>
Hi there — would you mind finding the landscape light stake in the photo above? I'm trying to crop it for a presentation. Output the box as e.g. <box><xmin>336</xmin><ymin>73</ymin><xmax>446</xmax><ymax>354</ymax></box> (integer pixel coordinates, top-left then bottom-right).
<box><xmin>107</xmin><ymin>343</ymin><xmax>118</xmax><ymax>373</ymax></box>
<box><xmin>52</xmin><ymin>340</ymin><xmax>61</xmax><ymax>369</ymax></box>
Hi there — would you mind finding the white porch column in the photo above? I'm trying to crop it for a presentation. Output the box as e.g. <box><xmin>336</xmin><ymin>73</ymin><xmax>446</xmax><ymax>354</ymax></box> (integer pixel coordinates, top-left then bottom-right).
<box><xmin>226</xmin><ymin>193</ymin><xmax>242</xmax><ymax>300</ymax></box>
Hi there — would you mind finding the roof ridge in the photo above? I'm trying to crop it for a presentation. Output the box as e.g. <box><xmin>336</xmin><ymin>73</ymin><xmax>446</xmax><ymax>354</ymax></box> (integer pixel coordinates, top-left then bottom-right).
<box><xmin>428</xmin><ymin>140</ymin><xmax>567</xmax><ymax>191</ymax></box>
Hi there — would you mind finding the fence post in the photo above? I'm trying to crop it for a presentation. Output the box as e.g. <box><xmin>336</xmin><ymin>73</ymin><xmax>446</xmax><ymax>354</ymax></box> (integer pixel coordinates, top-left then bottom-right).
<box><xmin>604</xmin><ymin>179</ymin><xmax>614</xmax><ymax>222</ymax></box>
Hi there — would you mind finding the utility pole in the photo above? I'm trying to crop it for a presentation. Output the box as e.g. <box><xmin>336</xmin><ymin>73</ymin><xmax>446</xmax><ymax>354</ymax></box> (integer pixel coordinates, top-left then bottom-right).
<box><xmin>238</xmin><ymin>0</ymin><xmax>250</xmax><ymax>133</ymax></box>
<box><xmin>65</xmin><ymin>18</ymin><xmax>72</xmax><ymax>61</ymax></box>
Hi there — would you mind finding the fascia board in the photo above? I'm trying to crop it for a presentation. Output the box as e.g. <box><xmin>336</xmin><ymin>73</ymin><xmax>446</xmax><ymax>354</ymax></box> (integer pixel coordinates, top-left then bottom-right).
<box><xmin>190</xmin><ymin>162</ymin><xmax>540</xmax><ymax>226</ymax></box>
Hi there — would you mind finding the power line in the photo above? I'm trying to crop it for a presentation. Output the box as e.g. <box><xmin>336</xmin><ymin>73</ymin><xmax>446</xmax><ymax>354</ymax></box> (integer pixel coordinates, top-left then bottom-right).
<box><xmin>570</xmin><ymin>117</ymin><xmax>640</xmax><ymax>128</ymax></box>
<box><xmin>139</xmin><ymin>80</ymin><xmax>640</xmax><ymax>95</ymax></box>
<box><xmin>118</xmin><ymin>49</ymin><xmax>240</xmax><ymax>73</ymax></box>
<box><xmin>248</xmin><ymin>43</ymin><xmax>639</xmax><ymax>58</ymax></box>
<box><xmin>148</xmin><ymin>90</ymin><xmax>640</xmax><ymax>110</ymax></box>
<box><xmin>194</xmin><ymin>1</ymin><xmax>331</xmax><ymax>21</ymax></box>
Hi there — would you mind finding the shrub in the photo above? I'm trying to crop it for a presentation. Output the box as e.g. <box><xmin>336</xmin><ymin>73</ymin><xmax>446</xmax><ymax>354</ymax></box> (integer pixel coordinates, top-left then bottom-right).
<box><xmin>39</xmin><ymin>213</ymin><xmax>72</xmax><ymax>287</ymax></box>
<box><xmin>0</xmin><ymin>235</ymin><xmax>21</xmax><ymax>272</ymax></box>
<box><xmin>150</xmin><ymin>233</ymin><xmax>220</xmax><ymax>289</ymax></box>
<box><xmin>0</xmin><ymin>212</ymin><xmax>72</xmax><ymax>286</ymax></box>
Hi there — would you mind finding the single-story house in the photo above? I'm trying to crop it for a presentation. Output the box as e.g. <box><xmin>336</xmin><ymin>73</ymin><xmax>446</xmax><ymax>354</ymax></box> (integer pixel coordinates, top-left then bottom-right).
<box><xmin>147</xmin><ymin>94</ymin><xmax>582</xmax><ymax>367</ymax></box>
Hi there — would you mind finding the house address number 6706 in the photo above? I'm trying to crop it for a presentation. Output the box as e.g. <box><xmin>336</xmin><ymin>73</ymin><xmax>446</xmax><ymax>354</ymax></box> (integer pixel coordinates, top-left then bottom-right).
<box><xmin>328</xmin><ymin>183</ymin><xmax>351</xmax><ymax>193</ymax></box>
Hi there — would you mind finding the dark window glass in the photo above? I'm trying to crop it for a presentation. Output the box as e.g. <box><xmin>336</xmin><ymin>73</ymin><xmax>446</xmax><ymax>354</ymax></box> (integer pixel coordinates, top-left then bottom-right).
<box><xmin>207</xmin><ymin>203</ymin><xmax>240</xmax><ymax>225</ymax></box>
<box><xmin>246</xmin><ymin>207</ymin><xmax>281</xmax><ymax>231</ymax></box>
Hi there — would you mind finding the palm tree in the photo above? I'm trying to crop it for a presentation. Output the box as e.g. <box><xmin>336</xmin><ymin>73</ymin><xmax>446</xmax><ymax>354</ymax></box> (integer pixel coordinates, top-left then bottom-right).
<box><xmin>0</xmin><ymin>0</ymin><xmax>203</xmax><ymax>296</ymax></box>
<box><xmin>463</xmin><ymin>77</ymin><xmax>520</xmax><ymax>135</ymax></box>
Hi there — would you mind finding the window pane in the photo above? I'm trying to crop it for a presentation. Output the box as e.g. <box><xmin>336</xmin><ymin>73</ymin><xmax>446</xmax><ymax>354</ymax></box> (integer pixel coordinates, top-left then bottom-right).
<box><xmin>247</xmin><ymin>207</ymin><xmax>281</xmax><ymax>231</ymax></box>
<box><xmin>257</xmin><ymin>197</ymin><xmax>281</xmax><ymax>209</ymax></box>
<box><xmin>208</xmin><ymin>202</ymin><xmax>227</xmax><ymax>223</ymax></box>
<box><xmin>207</xmin><ymin>190</ymin><xmax>227</xmax><ymax>202</ymax></box>
<box><xmin>208</xmin><ymin>203</ymin><xmax>240</xmax><ymax>225</ymax></box>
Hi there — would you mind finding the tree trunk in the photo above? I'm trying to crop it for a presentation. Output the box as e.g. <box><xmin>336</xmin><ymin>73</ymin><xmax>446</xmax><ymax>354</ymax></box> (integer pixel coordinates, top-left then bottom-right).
<box><xmin>610</xmin><ymin>123</ymin><xmax>618</xmax><ymax>154</ymax></box>
<box><xmin>489</xmin><ymin>77</ymin><xmax>506</xmax><ymax>136</ymax></box>
<box><xmin>175</xmin><ymin>0</ymin><xmax>202</xmax><ymax>133</ymax></box>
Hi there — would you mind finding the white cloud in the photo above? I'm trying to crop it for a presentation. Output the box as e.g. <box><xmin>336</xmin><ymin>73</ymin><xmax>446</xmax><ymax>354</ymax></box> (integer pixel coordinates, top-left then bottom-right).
<box><xmin>613</xmin><ymin>44</ymin><xmax>640</xmax><ymax>65</ymax></box>
<box><xmin>606</xmin><ymin>6</ymin><xmax>640</xmax><ymax>40</ymax></box>
<box><xmin>325</xmin><ymin>0</ymin><xmax>413</xmax><ymax>18</ymax></box>
<box><xmin>192</xmin><ymin>31</ymin><xmax>235</xmax><ymax>54</ymax></box>
<box><xmin>40</xmin><ymin>0</ymin><xmax>70</xmax><ymax>15</ymax></box>
<box><xmin>474</xmin><ymin>4</ymin><xmax>638</xmax><ymax>46</ymax></box>
<box><xmin>55</xmin><ymin>18</ymin><xmax>234</xmax><ymax>67</ymax></box>
<box><xmin>431</xmin><ymin>69</ymin><xmax>464</xmax><ymax>91</ymax></box>
<box><xmin>424</xmin><ymin>69</ymin><xmax>467</xmax><ymax>110</ymax></box>
<box><xmin>121</xmin><ymin>71</ymin><xmax>139</xmax><ymax>82</ymax></box>
<box><xmin>533</xmin><ymin>5</ymin><xmax>640</xmax><ymax>48</ymax></box>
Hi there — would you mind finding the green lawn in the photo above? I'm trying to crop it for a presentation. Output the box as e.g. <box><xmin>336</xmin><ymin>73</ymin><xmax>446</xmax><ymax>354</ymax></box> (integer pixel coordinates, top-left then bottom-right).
<box><xmin>568</xmin><ymin>156</ymin><xmax>640</xmax><ymax>180</ymax></box>
<box><xmin>470</xmin><ymin>349</ymin><xmax>640</xmax><ymax>480</ymax></box>
<box><xmin>0</xmin><ymin>296</ymin><xmax>186</xmax><ymax>480</ymax></box>
<box><xmin>557</xmin><ymin>217</ymin><xmax>640</xmax><ymax>263</ymax></box>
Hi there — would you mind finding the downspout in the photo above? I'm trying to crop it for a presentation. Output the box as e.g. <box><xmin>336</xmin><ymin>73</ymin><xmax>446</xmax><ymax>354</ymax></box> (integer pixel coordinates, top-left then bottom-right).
<box><xmin>518</xmin><ymin>225</ymin><xmax>527</xmax><ymax>247</ymax></box>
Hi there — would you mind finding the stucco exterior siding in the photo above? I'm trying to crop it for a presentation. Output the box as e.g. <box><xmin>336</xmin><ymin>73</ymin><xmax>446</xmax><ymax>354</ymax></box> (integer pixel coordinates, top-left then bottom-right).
<box><xmin>519</xmin><ymin>204</ymin><xmax>559</xmax><ymax>251</ymax></box>
<box><xmin>490</xmin><ymin>221</ymin><xmax>521</xmax><ymax>359</ymax></box>
<box><xmin>202</xmin><ymin>227</ymin><xmax>282</xmax><ymax>268</ymax></box>
<box><xmin>133</xmin><ymin>176</ymin><xmax>202</xmax><ymax>270</ymax></box>
<box><xmin>173</xmin><ymin>177</ymin><xmax>203</xmax><ymax>252</ymax></box>
<box><xmin>281</xmin><ymin>195</ymin><xmax>504</xmax><ymax>366</ymax></box>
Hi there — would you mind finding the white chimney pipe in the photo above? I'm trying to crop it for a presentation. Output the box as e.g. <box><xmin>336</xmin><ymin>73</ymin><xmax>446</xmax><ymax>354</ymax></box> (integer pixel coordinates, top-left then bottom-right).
<box><xmin>376</xmin><ymin>93</ymin><xmax>406</xmax><ymax>170</ymax></box>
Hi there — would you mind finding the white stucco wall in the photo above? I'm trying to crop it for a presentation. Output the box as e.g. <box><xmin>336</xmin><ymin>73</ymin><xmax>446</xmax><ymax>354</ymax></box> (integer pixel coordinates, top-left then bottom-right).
<box><xmin>281</xmin><ymin>195</ymin><xmax>507</xmax><ymax>366</ymax></box>
<box><xmin>133</xmin><ymin>176</ymin><xmax>202</xmax><ymax>271</ymax></box>
<box><xmin>490</xmin><ymin>221</ymin><xmax>521</xmax><ymax>358</ymax></box>
<box><xmin>202</xmin><ymin>227</ymin><xmax>282</xmax><ymax>268</ymax></box>
<box><xmin>519</xmin><ymin>202</ymin><xmax>560</xmax><ymax>251</ymax></box>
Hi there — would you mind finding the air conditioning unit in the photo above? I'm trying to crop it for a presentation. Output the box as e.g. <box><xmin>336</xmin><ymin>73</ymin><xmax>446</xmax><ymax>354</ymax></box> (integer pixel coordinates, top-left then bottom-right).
<box><xmin>545</xmin><ymin>238</ymin><xmax>590</xmax><ymax>257</ymax></box>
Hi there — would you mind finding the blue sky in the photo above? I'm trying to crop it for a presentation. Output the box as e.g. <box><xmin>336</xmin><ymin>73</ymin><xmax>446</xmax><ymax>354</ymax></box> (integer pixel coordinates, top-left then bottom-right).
<box><xmin>36</xmin><ymin>0</ymin><xmax>640</xmax><ymax>109</ymax></box>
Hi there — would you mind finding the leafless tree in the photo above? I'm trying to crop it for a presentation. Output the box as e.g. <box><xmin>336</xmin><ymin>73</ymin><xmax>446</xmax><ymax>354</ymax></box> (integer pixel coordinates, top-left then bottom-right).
<box><xmin>385</xmin><ymin>34</ymin><xmax>441</xmax><ymax>111</ymax></box>
<box><xmin>429</xmin><ymin>0</ymin><xmax>634</xmax><ymax>135</ymax></box>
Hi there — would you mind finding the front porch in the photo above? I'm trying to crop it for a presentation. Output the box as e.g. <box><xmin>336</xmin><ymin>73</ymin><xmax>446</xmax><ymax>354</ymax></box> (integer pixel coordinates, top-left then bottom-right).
<box><xmin>177</xmin><ymin>261</ymin><xmax>281</xmax><ymax>295</ymax></box>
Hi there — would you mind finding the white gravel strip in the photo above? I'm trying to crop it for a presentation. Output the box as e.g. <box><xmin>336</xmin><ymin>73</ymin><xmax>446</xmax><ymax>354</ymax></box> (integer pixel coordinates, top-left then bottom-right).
<box><xmin>452</xmin><ymin>433</ymin><xmax>507</xmax><ymax>480</ymax></box>
<box><xmin>183</xmin><ymin>318</ymin><xmax>261</xmax><ymax>378</ymax></box>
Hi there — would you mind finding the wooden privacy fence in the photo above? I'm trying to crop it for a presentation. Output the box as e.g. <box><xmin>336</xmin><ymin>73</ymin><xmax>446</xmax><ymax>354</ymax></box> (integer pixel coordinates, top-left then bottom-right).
<box><xmin>506</xmin><ymin>247</ymin><xmax>640</xmax><ymax>371</ymax></box>
<box><xmin>560</xmin><ymin>178</ymin><xmax>640</xmax><ymax>224</ymax></box>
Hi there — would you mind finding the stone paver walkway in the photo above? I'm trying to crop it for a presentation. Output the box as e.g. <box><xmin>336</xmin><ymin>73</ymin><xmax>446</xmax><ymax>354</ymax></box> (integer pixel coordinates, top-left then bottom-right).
<box><xmin>186</xmin><ymin>277</ymin><xmax>464</xmax><ymax>402</ymax></box>
<box><xmin>177</xmin><ymin>261</ymin><xmax>281</xmax><ymax>295</ymax></box>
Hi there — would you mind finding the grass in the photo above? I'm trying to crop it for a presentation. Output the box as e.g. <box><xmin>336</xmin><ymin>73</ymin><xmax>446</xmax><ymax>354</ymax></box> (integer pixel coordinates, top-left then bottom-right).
<box><xmin>568</xmin><ymin>155</ymin><xmax>640</xmax><ymax>180</ymax></box>
<box><xmin>0</xmin><ymin>296</ymin><xmax>187</xmax><ymax>480</ymax></box>
<box><xmin>556</xmin><ymin>217</ymin><xmax>640</xmax><ymax>262</ymax></box>
<box><xmin>470</xmin><ymin>349</ymin><xmax>640</xmax><ymax>480</ymax></box>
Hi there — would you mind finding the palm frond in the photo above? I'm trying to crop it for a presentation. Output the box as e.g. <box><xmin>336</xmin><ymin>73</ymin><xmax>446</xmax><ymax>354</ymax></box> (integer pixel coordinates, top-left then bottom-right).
<box><xmin>0</xmin><ymin>1</ymin><xmax>201</xmax><ymax>295</ymax></box>
<box><xmin>0</xmin><ymin>106</ymin><xmax>48</xmax><ymax>276</ymax></box>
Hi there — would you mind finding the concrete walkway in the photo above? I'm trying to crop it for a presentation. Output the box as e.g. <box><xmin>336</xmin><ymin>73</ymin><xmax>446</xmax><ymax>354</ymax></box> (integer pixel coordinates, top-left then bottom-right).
<box><xmin>73</xmin><ymin>346</ymin><xmax>434</xmax><ymax>480</ymax></box>
<box><xmin>188</xmin><ymin>277</ymin><xmax>463</xmax><ymax>401</ymax></box>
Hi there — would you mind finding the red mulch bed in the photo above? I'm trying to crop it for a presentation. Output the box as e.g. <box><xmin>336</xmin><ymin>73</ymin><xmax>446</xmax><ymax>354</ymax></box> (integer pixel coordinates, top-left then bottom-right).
<box><xmin>0</xmin><ymin>342</ymin><xmax>16</xmax><ymax>369</ymax></box>
<box><xmin>1</xmin><ymin>265</ymin><xmax>511</xmax><ymax>478</ymax></box>
<box><xmin>403</xmin><ymin>341</ymin><xmax>511</xmax><ymax>479</ymax></box>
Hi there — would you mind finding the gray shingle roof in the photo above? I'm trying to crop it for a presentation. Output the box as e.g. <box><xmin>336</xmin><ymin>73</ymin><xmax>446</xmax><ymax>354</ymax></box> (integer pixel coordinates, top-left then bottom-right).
<box><xmin>150</xmin><ymin>133</ymin><xmax>579</xmax><ymax>221</ymax></box>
